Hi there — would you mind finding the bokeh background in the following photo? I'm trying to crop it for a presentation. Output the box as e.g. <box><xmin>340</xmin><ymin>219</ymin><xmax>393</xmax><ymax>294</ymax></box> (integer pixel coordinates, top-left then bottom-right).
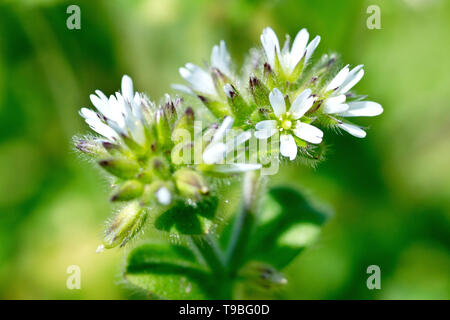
<box><xmin>0</xmin><ymin>0</ymin><xmax>449</xmax><ymax>299</ymax></box>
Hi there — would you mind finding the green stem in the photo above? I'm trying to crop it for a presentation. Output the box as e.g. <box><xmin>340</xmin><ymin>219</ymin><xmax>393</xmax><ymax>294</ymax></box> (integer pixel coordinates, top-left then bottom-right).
<box><xmin>190</xmin><ymin>234</ymin><xmax>226</xmax><ymax>276</ymax></box>
<box><xmin>225</xmin><ymin>171</ymin><xmax>264</xmax><ymax>274</ymax></box>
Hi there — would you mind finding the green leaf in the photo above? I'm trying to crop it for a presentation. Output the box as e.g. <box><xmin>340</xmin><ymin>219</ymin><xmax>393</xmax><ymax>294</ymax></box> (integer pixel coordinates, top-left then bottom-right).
<box><xmin>124</xmin><ymin>241</ymin><xmax>213</xmax><ymax>299</ymax></box>
<box><xmin>247</xmin><ymin>186</ymin><xmax>330</xmax><ymax>269</ymax></box>
<box><xmin>154</xmin><ymin>196</ymin><xmax>218</xmax><ymax>235</ymax></box>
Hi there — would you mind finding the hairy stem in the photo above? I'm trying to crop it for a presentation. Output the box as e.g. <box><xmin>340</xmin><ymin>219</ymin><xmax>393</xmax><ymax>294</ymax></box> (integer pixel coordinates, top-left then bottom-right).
<box><xmin>190</xmin><ymin>234</ymin><xmax>226</xmax><ymax>276</ymax></box>
<box><xmin>225</xmin><ymin>170</ymin><xmax>264</xmax><ymax>274</ymax></box>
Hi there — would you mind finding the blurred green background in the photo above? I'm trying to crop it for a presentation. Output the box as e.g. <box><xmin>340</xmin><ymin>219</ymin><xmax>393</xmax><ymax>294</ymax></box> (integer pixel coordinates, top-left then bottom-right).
<box><xmin>0</xmin><ymin>0</ymin><xmax>448</xmax><ymax>299</ymax></box>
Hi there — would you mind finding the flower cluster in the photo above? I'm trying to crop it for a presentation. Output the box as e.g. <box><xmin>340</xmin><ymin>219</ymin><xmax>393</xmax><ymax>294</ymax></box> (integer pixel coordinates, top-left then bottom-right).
<box><xmin>75</xmin><ymin>26</ymin><xmax>382</xmax><ymax>250</ymax></box>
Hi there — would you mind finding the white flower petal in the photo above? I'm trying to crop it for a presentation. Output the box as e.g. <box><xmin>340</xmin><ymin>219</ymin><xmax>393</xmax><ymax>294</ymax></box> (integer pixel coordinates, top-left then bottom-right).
<box><xmin>89</xmin><ymin>94</ymin><xmax>110</xmax><ymax>118</ymax></box>
<box><xmin>203</xmin><ymin>143</ymin><xmax>227</xmax><ymax>164</ymax></box>
<box><xmin>338</xmin><ymin>65</ymin><xmax>364</xmax><ymax>94</ymax></box>
<box><xmin>211</xmin><ymin>40</ymin><xmax>231</xmax><ymax>77</ymax></box>
<box><xmin>225</xmin><ymin>131</ymin><xmax>252</xmax><ymax>155</ymax></box>
<box><xmin>255</xmin><ymin>120</ymin><xmax>277</xmax><ymax>131</ymax></box>
<box><xmin>223</xmin><ymin>83</ymin><xmax>234</xmax><ymax>98</ymax></box>
<box><xmin>179</xmin><ymin>64</ymin><xmax>217</xmax><ymax>97</ymax></box>
<box><xmin>260</xmin><ymin>27</ymin><xmax>280</xmax><ymax>67</ymax></box>
<box><xmin>95</xmin><ymin>90</ymin><xmax>109</xmax><ymax>103</ymax></box>
<box><xmin>212</xmin><ymin>163</ymin><xmax>262</xmax><ymax>173</ymax></box>
<box><xmin>211</xmin><ymin>116</ymin><xmax>234</xmax><ymax>144</ymax></box>
<box><xmin>289</xmin><ymin>88</ymin><xmax>314</xmax><ymax>118</ymax></box>
<box><xmin>304</xmin><ymin>35</ymin><xmax>320</xmax><ymax>63</ymax></box>
<box><xmin>338</xmin><ymin>122</ymin><xmax>366</xmax><ymax>138</ymax></box>
<box><xmin>294</xmin><ymin>122</ymin><xmax>323</xmax><ymax>144</ymax></box>
<box><xmin>171</xmin><ymin>83</ymin><xmax>194</xmax><ymax>95</ymax></box>
<box><xmin>79</xmin><ymin>107</ymin><xmax>98</xmax><ymax>120</ymax></box>
<box><xmin>322</xmin><ymin>95</ymin><xmax>348</xmax><ymax>114</ymax></box>
<box><xmin>121</xmin><ymin>75</ymin><xmax>134</xmax><ymax>101</ymax></box>
<box><xmin>85</xmin><ymin>118</ymin><xmax>119</xmax><ymax>141</ymax></box>
<box><xmin>269</xmin><ymin>88</ymin><xmax>286</xmax><ymax>117</ymax></box>
<box><xmin>255</xmin><ymin>128</ymin><xmax>277</xmax><ymax>139</ymax></box>
<box><xmin>339</xmin><ymin>101</ymin><xmax>383</xmax><ymax>117</ymax></box>
<box><xmin>280</xmin><ymin>134</ymin><xmax>297</xmax><ymax>160</ymax></box>
<box><xmin>289</xmin><ymin>28</ymin><xmax>309</xmax><ymax>71</ymax></box>
<box><xmin>326</xmin><ymin>65</ymin><xmax>349</xmax><ymax>91</ymax></box>
<box><xmin>235</xmin><ymin>131</ymin><xmax>252</xmax><ymax>146</ymax></box>
<box><xmin>156</xmin><ymin>187</ymin><xmax>171</xmax><ymax>205</ymax></box>
<box><xmin>324</xmin><ymin>103</ymin><xmax>349</xmax><ymax>114</ymax></box>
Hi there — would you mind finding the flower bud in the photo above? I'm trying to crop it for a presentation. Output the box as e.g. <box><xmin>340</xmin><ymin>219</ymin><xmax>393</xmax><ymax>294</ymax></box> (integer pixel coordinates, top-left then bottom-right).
<box><xmin>249</xmin><ymin>76</ymin><xmax>270</xmax><ymax>107</ymax></box>
<box><xmin>103</xmin><ymin>202</ymin><xmax>147</xmax><ymax>249</ymax></box>
<box><xmin>197</xmin><ymin>95</ymin><xmax>230</xmax><ymax>119</ymax></box>
<box><xmin>120</xmin><ymin>133</ymin><xmax>142</xmax><ymax>153</ymax></box>
<box><xmin>149</xmin><ymin>156</ymin><xmax>171</xmax><ymax>179</ymax></box>
<box><xmin>223</xmin><ymin>83</ymin><xmax>253</xmax><ymax>123</ymax></box>
<box><xmin>102</xmin><ymin>141</ymin><xmax>124</xmax><ymax>156</ymax></box>
<box><xmin>239</xmin><ymin>261</ymin><xmax>287</xmax><ymax>290</ymax></box>
<box><xmin>174</xmin><ymin>107</ymin><xmax>195</xmax><ymax>140</ymax></box>
<box><xmin>288</xmin><ymin>55</ymin><xmax>305</xmax><ymax>82</ymax></box>
<box><xmin>155</xmin><ymin>108</ymin><xmax>173</xmax><ymax>150</ymax></box>
<box><xmin>211</xmin><ymin>68</ymin><xmax>229</xmax><ymax>97</ymax></box>
<box><xmin>163</xmin><ymin>94</ymin><xmax>177</xmax><ymax>126</ymax></box>
<box><xmin>263</xmin><ymin>62</ymin><xmax>276</xmax><ymax>88</ymax></box>
<box><xmin>111</xmin><ymin>180</ymin><xmax>144</xmax><ymax>202</ymax></box>
<box><xmin>75</xmin><ymin>138</ymin><xmax>107</xmax><ymax>157</ymax></box>
<box><xmin>174</xmin><ymin>168</ymin><xmax>209</xmax><ymax>200</ymax></box>
<box><xmin>98</xmin><ymin>158</ymin><xmax>139</xmax><ymax>179</ymax></box>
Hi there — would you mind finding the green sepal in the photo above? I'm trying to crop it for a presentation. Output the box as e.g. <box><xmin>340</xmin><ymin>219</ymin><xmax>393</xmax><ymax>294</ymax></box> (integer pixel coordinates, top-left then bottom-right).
<box><xmin>174</xmin><ymin>168</ymin><xmax>209</xmax><ymax>200</ymax></box>
<box><xmin>197</xmin><ymin>95</ymin><xmax>231</xmax><ymax>119</ymax></box>
<box><xmin>155</xmin><ymin>109</ymin><xmax>173</xmax><ymax>150</ymax></box>
<box><xmin>249</xmin><ymin>76</ymin><xmax>270</xmax><ymax>107</ymax></box>
<box><xmin>111</xmin><ymin>180</ymin><xmax>144</xmax><ymax>202</ymax></box>
<box><xmin>224</xmin><ymin>84</ymin><xmax>253</xmax><ymax>125</ymax></box>
<box><xmin>98</xmin><ymin>158</ymin><xmax>140</xmax><ymax>179</ymax></box>
<box><xmin>103</xmin><ymin>201</ymin><xmax>147</xmax><ymax>249</ymax></box>
<box><xmin>173</xmin><ymin>107</ymin><xmax>195</xmax><ymax>141</ymax></box>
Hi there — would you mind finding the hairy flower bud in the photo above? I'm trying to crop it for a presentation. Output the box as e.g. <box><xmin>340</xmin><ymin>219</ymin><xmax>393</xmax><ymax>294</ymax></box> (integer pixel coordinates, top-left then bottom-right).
<box><xmin>98</xmin><ymin>158</ymin><xmax>140</xmax><ymax>179</ymax></box>
<box><xmin>174</xmin><ymin>107</ymin><xmax>195</xmax><ymax>140</ymax></box>
<box><xmin>102</xmin><ymin>141</ymin><xmax>123</xmax><ymax>156</ymax></box>
<box><xmin>249</xmin><ymin>76</ymin><xmax>270</xmax><ymax>107</ymax></box>
<box><xmin>239</xmin><ymin>261</ymin><xmax>287</xmax><ymax>290</ymax></box>
<box><xmin>223</xmin><ymin>83</ymin><xmax>253</xmax><ymax>123</ymax></box>
<box><xmin>155</xmin><ymin>108</ymin><xmax>172</xmax><ymax>150</ymax></box>
<box><xmin>102</xmin><ymin>202</ymin><xmax>147</xmax><ymax>249</ymax></box>
<box><xmin>197</xmin><ymin>95</ymin><xmax>230</xmax><ymax>119</ymax></box>
<box><xmin>75</xmin><ymin>138</ymin><xmax>107</xmax><ymax>157</ymax></box>
<box><xmin>149</xmin><ymin>156</ymin><xmax>171</xmax><ymax>179</ymax></box>
<box><xmin>211</xmin><ymin>68</ymin><xmax>229</xmax><ymax>96</ymax></box>
<box><xmin>174</xmin><ymin>168</ymin><xmax>209</xmax><ymax>200</ymax></box>
<box><xmin>111</xmin><ymin>180</ymin><xmax>144</xmax><ymax>202</ymax></box>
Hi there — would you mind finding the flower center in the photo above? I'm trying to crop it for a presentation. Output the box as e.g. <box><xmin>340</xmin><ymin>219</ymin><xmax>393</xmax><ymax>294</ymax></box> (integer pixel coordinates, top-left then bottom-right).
<box><xmin>281</xmin><ymin>119</ymin><xmax>292</xmax><ymax>130</ymax></box>
<box><xmin>278</xmin><ymin>112</ymin><xmax>294</xmax><ymax>132</ymax></box>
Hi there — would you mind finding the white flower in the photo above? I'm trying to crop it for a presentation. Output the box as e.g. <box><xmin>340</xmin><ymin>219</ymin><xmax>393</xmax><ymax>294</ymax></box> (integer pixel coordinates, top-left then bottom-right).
<box><xmin>323</xmin><ymin>65</ymin><xmax>383</xmax><ymax>138</ymax></box>
<box><xmin>79</xmin><ymin>75</ymin><xmax>148</xmax><ymax>145</ymax></box>
<box><xmin>176</xmin><ymin>40</ymin><xmax>232</xmax><ymax>98</ymax></box>
<box><xmin>202</xmin><ymin>117</ymin><xmax>261</xmax><ymax>172</ymax></box>
<box><xmin>260</xmin><ymin>27</ymin><xmax>320</xmax><ymax>76</ymax></box>
<box><xmin>255</xmin><ymin>88</ymin><xmax>323</xmax><ymax>160</ymax></box>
